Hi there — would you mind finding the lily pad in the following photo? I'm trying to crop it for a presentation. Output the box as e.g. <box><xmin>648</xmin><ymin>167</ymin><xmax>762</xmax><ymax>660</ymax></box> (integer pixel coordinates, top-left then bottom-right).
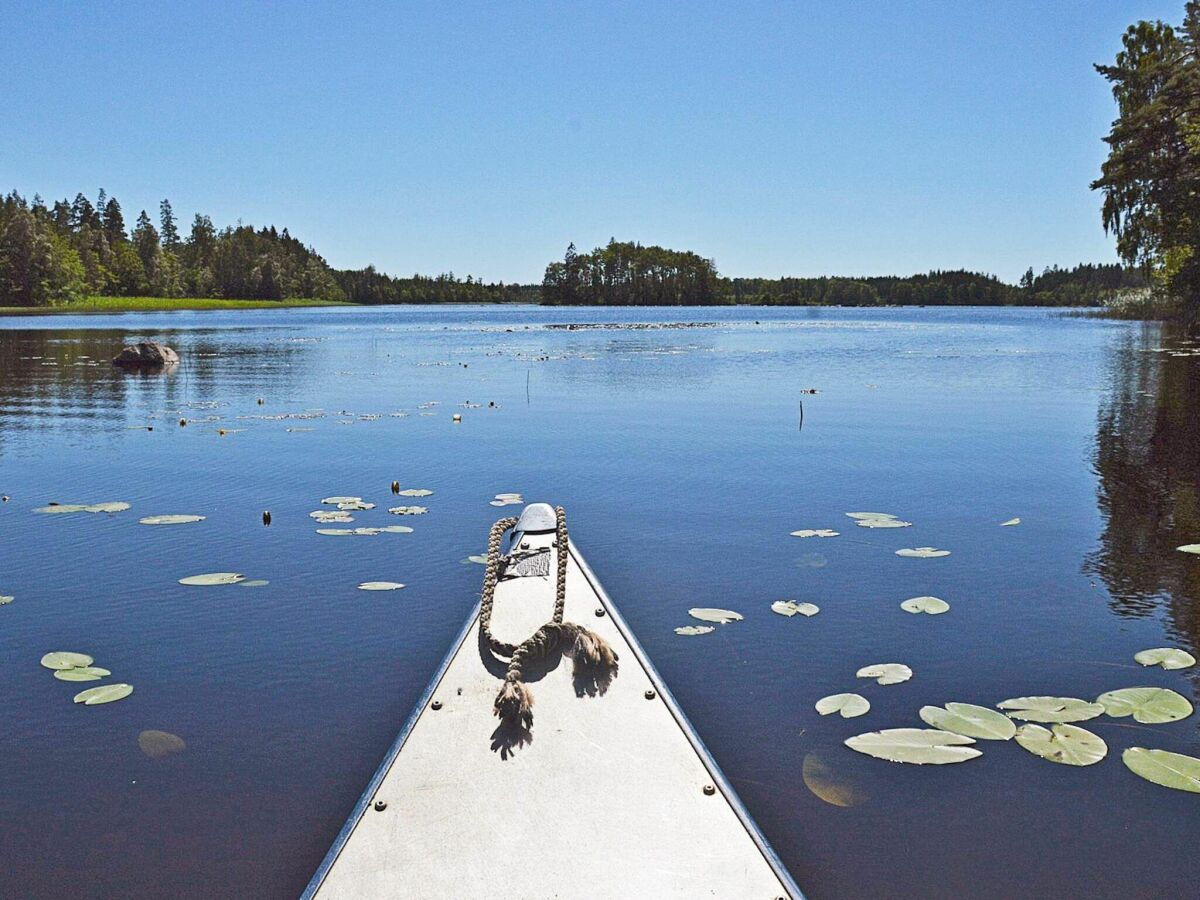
<box><xmin>688</xmin><ymin>608</ymin><xmax>744</xmax><ymax>624</ymax></box>
<box><xmin>1122</xmin><ymin>747</ymin><xmax>1200</xmax><ymax>793</ymax></box>
<box><xmin>844</xmin><ymin>728</ymin><xmax>980</xmax><ymax>764</ymax></box>
<box><xmin>389</xmin><ymin>506</ymin><xmax>428</xmax><ymax>515</ymax></box>
<box><xmin>397</xmin><ymin>489</ymin><xmax>433</xmax><ymax>497</ymax></box>
<box><xmin>139</xmin><ymin>515</ymin><xmax>205</xmax><ymax>525</ymax></box>
<box><xmin>316</xmin><ymin>528</ymin><xmax>356</xmax><ymax>536</ymax></box>
<box><xmin>35</xmin><ymin>501</ymin><xmax>130</xmax><ymax>514</ymax></box>
<box><xmin>239</xmin><ymin>579</ymin><xmax>270</xmax><ymax>588</ymax></box>
<box><xmin>846</xmin><ymin>512</ymin><xmax>912</xmax><ymax>529</ymax></box>
<box><xmin>34</xmin><ymin>504</ymin><xmax>90</xmax><ymax>514</ymax></box>
<box><xmin>815</xmin><ymin>693</ymin><xmax>871</xmax><ymax>718</ymax></box>
<box><xmin>1000</xmin><ymin>518</ymin><xmax>1021</xmax><ymax>526</ymax></box>
<box><xmin>490</xmin><ymin>493</ymin><xmax>524</xmax><ymax>507</ymax></box>
<box><xmin>1015</xmin><ymin>723</ymin><xmax>1107</xmax><ymax>766</ymax></box>
<box><xmin>996</xmin><ymin>696</ymin><xmax>1104</xmax><ymax>723</ymax></box>
<box><xmin>337</xmin><ymin>501</ymin><xmax>375</xmax><ymax>511</ymax></box>
<box><xmin>463</xmin><ymin>555</ymin><xmax>488</xmax><ymax>565</ymax></box>
<box><xmin>772</xmin><ymin>600</ymin><xmax>820</xmax><ymax>617</ymax></box>
<box><xmin>790</xmin><ymin>529</ymin><xmax>839</xmax><ymax>538</ymax></box>
<box><xmin>895</xmin><ymin>547</ymin><xmax>950</xmax><ymax>558</ymax></box>
<box><xmin>916</xmin><ymin>705</ymin><xmax>1012</xmax><ymax>739</ymax></box>
<box><xmin>321</xmin><ymin>496</ymin><xmax>363</xmax><ymax>505</ymax></box>
<box><xmin>1177</xmin><ymin>544</ymin><xmax>1200</xmax><ymax>555</ymax></box>
<box><xmin>856</xmin><ymin>663</ymin><xmax>913</xmax><ymax>685</ymax></box>
<box><xmin>53</xmin><ymin>666</ymin><xmax>112</xmax><ymax>682</ymax></box>
<box><xmin>1134</xmin><ymin>648</ymin><xmax>1197</xmax><ymax>670</ymax></box>
<box><xmin>73</xmin><ymin>683</ymin><xmax>133</xmax><ymax>705</ymax></box>
<box><xmin>178</xmin><ymin>572</ymin><xmax>245</xmax><ymax>586</ymax></box>
<box><xmin>1096</xmin><ymin>687</ymin><xmax>1193</xmax><ymax>724</ymax></box>
<box><xmin>0</xmin><ymin>595</ymin><xmax>12</xmax><ymax>606</ymax></box>
<box><xmin>900</xmin><ymin>596</ymin><xmax>950</xmax><ymax>615</ymax></box>
<box><xmin>358</xmin><ymin>581</ymin><xmax>406</xmax><ymax>591</ymax></box>
<box><xmin>138</xmin><ymin>730</ymin><xmax>186</xmax><ymax>759</ymax></box>
<box><xmin>919</xmin><ymin>703</ymin><xmax>1015</xmax><ymax>740</ymax></box>
<box><xmin>376</xmin><ymin>525</ymin><xmax>414</xmax><ymax>534</ymax></box>
<box><xmin>40</xmin><ymin>651</ymin><xmax>94</xmax><ymax>670</ymax></box>
<box><xmin>802</xmin><ymin>752</ymin><xmax>868</xmax><ymax>807</ymax></box>
<box><xmin>674</xmin><ymin>625</ymin><xmax>715</xmax><ymax>636</ymax></box>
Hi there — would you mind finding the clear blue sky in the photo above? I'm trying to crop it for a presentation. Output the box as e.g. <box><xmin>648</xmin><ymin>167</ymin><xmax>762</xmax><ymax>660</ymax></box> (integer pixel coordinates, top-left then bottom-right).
<box><xmin>0</xmin><ymin>1</ymin><xmax>1183</xmax><ymax>283</ymax></box>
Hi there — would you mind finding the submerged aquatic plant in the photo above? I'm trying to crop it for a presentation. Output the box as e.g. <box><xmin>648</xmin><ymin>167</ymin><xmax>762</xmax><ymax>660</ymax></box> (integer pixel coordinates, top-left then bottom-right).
<box><xmin>138</xmin><ymin>730</ymin><xmax>186</xmax><ymax>759</ymax></box>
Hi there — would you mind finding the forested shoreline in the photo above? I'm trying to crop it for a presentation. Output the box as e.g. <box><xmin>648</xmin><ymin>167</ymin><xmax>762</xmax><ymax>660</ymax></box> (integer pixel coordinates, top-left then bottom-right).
<box><xmin>1</xmin><ymin>188</ymin><xmax>1145</xmax><ymax>309</ymax></box>
<box><xmin>541</xmin><ymin>240</ymin><xmax>1147</xmax><ymax>307</ymax></box>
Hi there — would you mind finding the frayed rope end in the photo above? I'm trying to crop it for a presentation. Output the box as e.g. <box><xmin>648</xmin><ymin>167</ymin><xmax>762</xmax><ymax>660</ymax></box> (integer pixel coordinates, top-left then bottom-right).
<box><xmin>494</xmin><ymin>677</ymin><xmax>534</xmax><ymax>729</ymax></box>
<box><xmin>568</xmin><ymin>625</ymin><xmax>619</xmax><ymax>676</ymax></box>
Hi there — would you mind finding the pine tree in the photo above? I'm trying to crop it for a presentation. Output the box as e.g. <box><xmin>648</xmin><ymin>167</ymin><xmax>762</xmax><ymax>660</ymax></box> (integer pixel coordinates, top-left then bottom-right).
<box><xmin>159</xmin><ymin>198</ymin><xmax>180</xmax><ymax>249</ymax></box>
<box><xmin>102</xmin><ymin>198</ymin><xmax>126</xmax><ymax>244</ymax></box>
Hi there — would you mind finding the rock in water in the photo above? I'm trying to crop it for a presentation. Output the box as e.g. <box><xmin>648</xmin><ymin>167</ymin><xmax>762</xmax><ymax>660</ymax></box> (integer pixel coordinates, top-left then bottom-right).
<box><xmin>112</xmin><ymin>342</ymin><xmax>179</xmax><ymax>369</ymax></box>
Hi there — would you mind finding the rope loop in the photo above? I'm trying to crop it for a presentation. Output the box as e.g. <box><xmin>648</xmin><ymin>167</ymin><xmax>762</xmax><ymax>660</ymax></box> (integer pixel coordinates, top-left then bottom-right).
<box><xmin>480</xmin><ymin>506</ymin><xmax>618</xmax><ymax>731</ymax></box>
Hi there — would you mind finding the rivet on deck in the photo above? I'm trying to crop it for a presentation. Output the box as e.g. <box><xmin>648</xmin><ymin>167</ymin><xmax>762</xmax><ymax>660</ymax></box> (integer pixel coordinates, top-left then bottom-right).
<box><xmin>644</xmin><ymin>689</ymin><xmax>656</xmax><ymax>700</ymax></box>
<box><xmin>703</xmin><ymin>784</ymin><xmax>716</xmax><ymax>796</ymax></box>
<box><xmin>594</xmin><ymin>607</ymin><xmax>606</xmax><ymax>617</ymax></box>
<box><xmin>431</xmin><ymin>700</ymin><xmax>442</xmax><ymax>710</ymax></box>
<box><xmin>373</xmin><ymin>800</ymin><xmax>387</xmax><ymax>812</ymax></box>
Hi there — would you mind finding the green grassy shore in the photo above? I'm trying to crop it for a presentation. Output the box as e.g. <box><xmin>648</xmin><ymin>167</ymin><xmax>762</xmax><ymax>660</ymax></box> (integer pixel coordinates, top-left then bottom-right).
<box><xmin>0</xmin><ymin>296</ymin><xmax>356</xmax><ymax>315</ymax></box>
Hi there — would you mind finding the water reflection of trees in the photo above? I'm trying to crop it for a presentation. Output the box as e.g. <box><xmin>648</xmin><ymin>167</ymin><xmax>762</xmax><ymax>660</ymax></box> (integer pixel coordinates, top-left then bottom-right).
<box><xmin>0</xmin><ymin>328</ymin><xmax>310</xmax><ymax>451</ymax></box>
<box><xmin>1087</xmin><ymin>323</ymin><xmax>1200</xmax><ymax>653</ymax></box>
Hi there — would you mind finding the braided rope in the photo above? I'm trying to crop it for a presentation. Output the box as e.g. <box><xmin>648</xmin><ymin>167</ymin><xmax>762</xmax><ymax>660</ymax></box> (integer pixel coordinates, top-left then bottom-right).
<box><xmin>478</xmin><ymin>515</ymin><xmax>519</xmax><ymax>656</ymax></box>
<box><xmin>482</xmin><ymin>506</ymin><xmax>616</xmax><ymax>730</ymax></box>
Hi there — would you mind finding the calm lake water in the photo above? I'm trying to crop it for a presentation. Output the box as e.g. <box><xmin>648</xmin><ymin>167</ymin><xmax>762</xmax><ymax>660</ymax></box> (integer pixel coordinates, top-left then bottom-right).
<box><xmin>1</xmin><ymin>305</ymin><xmax>1197</xmax><ymax>899</ymax></box>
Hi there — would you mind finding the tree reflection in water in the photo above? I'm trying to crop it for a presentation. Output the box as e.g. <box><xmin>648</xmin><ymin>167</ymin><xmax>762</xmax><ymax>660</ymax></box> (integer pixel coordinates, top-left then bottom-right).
<box><xmin>1087</xmin><ymin>322</ymin><xmax>1200</xmax><ymax>654</ymax></box>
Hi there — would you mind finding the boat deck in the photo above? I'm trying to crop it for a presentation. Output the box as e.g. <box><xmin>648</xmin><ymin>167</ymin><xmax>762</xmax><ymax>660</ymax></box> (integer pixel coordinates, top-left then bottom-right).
<box><xmin>305</xmin><ymin>528</ymin><xmax>800</xmax><ymax>898</ymax></box>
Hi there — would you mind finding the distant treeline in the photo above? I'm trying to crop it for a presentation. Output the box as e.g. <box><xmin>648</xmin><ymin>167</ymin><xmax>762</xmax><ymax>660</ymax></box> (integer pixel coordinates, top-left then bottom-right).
<box><xmin>0</xmin><ymin>189</ymin><xmax>524</xmax><ymax>307</ymax></box>
<box><xmin>0</xmin><ymin>188</ymin><xmax>1147</xmax><ymax>309</ymax></box>
<box><xmin>543</xmin><ymin>240</ymin><xmax>1148</xmax><ymax>307</ymax></box>
<box><xmin>333</xmin><ymin>266</ymin><xmax>538</xmax><ymax>305</ymax></box>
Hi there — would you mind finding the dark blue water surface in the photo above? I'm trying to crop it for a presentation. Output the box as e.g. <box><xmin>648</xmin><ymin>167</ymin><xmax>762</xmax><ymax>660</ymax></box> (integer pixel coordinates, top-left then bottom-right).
<box><xmin>1</xmin><ymin>305</ymin><xmax>1198</xmax><ymax>899</ymax></box>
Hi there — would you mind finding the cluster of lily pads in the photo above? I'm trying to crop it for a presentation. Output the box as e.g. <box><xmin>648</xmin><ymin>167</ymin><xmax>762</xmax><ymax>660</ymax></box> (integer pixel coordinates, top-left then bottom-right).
<box><xmin>34</xmin><ymin>501</ymin><xmax>130</xmax><ymax>515</ymax></box>
<box><xmin>34</xmin><ymin>501</ymin><xmax>208</xmax><ymax>527</ymax></box>
<box><xmin>40</xmin><ymin>651</ymin><xmax>133</xmax><ymax>705</ymax></box>
<box><xmin>677</xmin><ymin>507</ymin><xmax>1200</xmax><ymax>796</ymax></box>
<box><xmin>814</xmin><ymin>647</ymin><xmax>1200</xmax><ymax>794</ymax></box>
<box><xmin>312</xmin><ymin>494</ymin><xmax>425</xmax><ymax>536</ymax></box>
